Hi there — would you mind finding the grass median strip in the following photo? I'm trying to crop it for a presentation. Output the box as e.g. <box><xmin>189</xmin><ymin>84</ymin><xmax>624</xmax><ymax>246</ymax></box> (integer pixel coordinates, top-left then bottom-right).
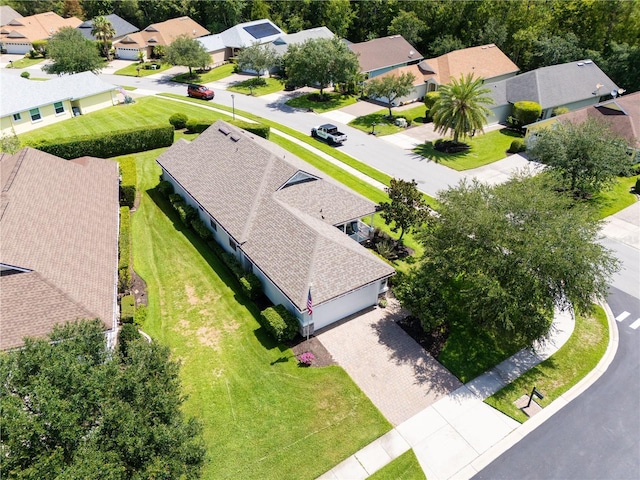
<box><xmin>367</xmin><ymin>449</ymin><xmax>426</xmax><ymax>480</ymax></box>
<box><xmin>484</xmin><ymin>306</ymin><xmax>609</xmax><ymax>423</ymax></box>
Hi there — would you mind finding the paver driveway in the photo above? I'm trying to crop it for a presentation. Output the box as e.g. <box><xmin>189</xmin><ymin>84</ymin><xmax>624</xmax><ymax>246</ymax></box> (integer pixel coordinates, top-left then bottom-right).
<box><xmin>316</xmin><ymin>299</ymin><xmax>462</xmax><ymax>426</ymax></box>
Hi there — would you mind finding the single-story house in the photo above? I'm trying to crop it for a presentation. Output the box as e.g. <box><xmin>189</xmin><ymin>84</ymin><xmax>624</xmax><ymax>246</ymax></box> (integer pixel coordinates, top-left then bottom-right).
<box><xmin>0</xmin><ymin>147</ymin><xmax>120</xmax><ymax>350</ymax></box>
<box><xmin>0</xmin><ymin>5</ymin><xmax>22</xmax><ymax>27</ymax></box>
<box><xmin>270</xmin><ymin>26</ymin><xmax>334</xmax><ymax>56</ymax></box>
<box><xmin>485</xmin><ymin>59</ymin><xmax>619</xmax><ymax>124</ymax></box>
<box><xmin>0</xmin><ymin>71</ymin><xmax>118</xmax><ymax>135</ymax></box>
<box><xmin>157</xmin><ymin>121</ymin><xmax>395</xmax><ymax>333</ymax></box>
<box><xmin>197</xmin><ymin>18</ymin><xmax>285</xmax><ymax>65</ymax></box>
<box><xmin>0</xmin><ymin>11</ymin><xmax>82</xmax><ymax>54</ymax></box>
<box><xmin>369</xmin><ymin>43</ymin><xmax>519</xmax><ymax>105</ymax></box>
<box><xmin>77</xmin><ymin>13</ymin><xmax>139</xmax><ymax>42</ymax></box>
<box><xmin>113</xmin><ymin>16</ymin><xmax>209</xmax><ymax>60</ymax></box>
<box><xmin>348</xmin><ymin>35</ymin><xmax>424</xmax><ymax>78</ymax></box>
<box><xmin>527</xmin><ymin>91</ymin><xmax>640</xmax><ymax>153</ymax></box>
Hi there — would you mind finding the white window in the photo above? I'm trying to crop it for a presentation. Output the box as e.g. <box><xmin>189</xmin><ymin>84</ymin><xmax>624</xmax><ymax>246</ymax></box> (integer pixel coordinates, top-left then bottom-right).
<box><xmin>12</xmin><ymin>113</ymin><xmax>21</xmax><ymax>121</ymax></box>
<box><xmin>29</xmin><ymin>108</ymin><xmax>41</xmax><ymax>122</ymax></box>
<box><xmin>54</xmin><ymin>102</ymin><xmax>64</xmax><ymax>115</ymax></box>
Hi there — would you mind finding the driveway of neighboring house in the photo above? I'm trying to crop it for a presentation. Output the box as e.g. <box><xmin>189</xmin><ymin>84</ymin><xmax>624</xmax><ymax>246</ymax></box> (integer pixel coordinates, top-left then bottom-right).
<box><xmin>316</xmin><ymin>298</ymin><xmax>462</xmax><ymax>426</ymax></box>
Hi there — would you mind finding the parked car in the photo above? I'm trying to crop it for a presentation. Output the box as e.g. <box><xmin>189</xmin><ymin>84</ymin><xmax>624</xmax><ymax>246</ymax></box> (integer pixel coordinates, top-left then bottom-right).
<box><xmin>311</xmin><ymin>124</ymin><xmax>347</xmax><ymax>145</ymax></box>
<box><xmin>187</xmin><ymin>84</ymin><xmax>214</xmax><ymax>100</ymax></box>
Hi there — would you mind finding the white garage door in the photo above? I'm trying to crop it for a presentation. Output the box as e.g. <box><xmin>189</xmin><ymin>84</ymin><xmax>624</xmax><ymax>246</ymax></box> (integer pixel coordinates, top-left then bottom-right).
<box><xmin>117</xmin><ymin>47</ymin><xmax>140</xmax><ymax>60</ymax></box>
<box><xmin>312</xmin><ymin>282</ymin><xmax>379</xmax><ymax>331</ymax></box>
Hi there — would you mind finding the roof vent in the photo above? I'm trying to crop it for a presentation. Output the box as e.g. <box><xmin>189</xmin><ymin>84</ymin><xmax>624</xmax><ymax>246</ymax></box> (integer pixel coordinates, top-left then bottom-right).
<box><xmin>481</xmin><ymin>46</ymin><xmax>487</xmax><ymax>49</ymax></box>
<box><xmin>488</xmin><ymin>44</ymin><xmax>495</xmax><ymax>48</ymax></box>
<box><xmin>230</xmin><ymin>134</ymin><xmax>241</xmax><ymax>142</ymax></box>
<box><xmin>577</xmin><ymin>62</ymin><xmax>585</xmax><ymax>66</ymax></box>
<box><xmin>584</xmin><ymin>60</ymin><xmax>593</xmax><ymax>64</ymax></box>
<box><xmin>218</xmin><ymin>126</ymin><xmax>230</xmax><ymax>135</ymax></box>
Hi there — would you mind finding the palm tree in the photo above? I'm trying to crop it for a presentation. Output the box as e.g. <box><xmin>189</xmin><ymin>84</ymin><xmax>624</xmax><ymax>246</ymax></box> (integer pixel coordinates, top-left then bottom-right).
<box><xmin>430</xmin><ymin>73</ymin><xmax>494</xmax><ymax>144</ymax></box>
<box><xmin>91</xmin><ymin>16</ymin><xmax>116</xmax><ymax>59</ymax></box>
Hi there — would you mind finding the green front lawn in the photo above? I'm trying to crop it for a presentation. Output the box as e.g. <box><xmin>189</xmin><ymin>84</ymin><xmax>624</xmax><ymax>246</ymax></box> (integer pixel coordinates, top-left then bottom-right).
<box><xmin>126</xmin><ymin>148</ymin><xmax>391</xmax><ymax>479</ymax></box>
<box><xmin>413</xmin><ymin>129</ymin><xmax>524</xmax><ymax>171</ymax></box>
<box><xmin>368</xmin><ymin>449</ymin><xmax>425</xmax><ymax>480</ymax></box>
<box><xmin>227</xmin><ymin>76</ymin><xmax>284</xmax><ymax>96</ymax></box>
<box><xmin>285</xmin><ymin>91</ymin><xmax>357</xmax><ymax>112</ymax></box>
<box><xmin>592</xmin><ymin>175</ymin><xmax>639</xmax><ymax>218</ymax></box>
<box><xmin>5</xmin><ymin>56</ymin><xmax>44</xmax><ymax>68</ymax></box>
<box><xmin>172</xmin><ymin>62</ymin><xmax>236</xmax><ymax>83</ymax></box>
<box><xmin>485</xmin><ymin>306</ymin><xmax>609</xmax><ymax>422</ymax></box>
<box><xmin>349</xmin><ymin>105</ymin><xmax>429</xmax><ymax>136</ymax></box>
<box><xmin>114</xmin><ymin>61</ymin><xmax>172</xmax><ymax>77</ymax></box>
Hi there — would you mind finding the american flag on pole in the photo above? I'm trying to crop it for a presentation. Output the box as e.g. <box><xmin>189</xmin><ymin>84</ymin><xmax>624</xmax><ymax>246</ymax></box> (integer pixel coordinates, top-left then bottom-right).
<box><xmin>307</xmin><ymin>288</ymin><xmax>313</xmax><ymax>315</ymax></box>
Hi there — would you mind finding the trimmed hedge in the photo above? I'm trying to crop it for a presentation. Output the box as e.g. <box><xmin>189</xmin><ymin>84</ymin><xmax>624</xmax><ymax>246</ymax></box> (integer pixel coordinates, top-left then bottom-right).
<box><xmin>176</xmin><ymin>203</ymin><xmax>197</xmax><ymax>226</ymax></box>
<box><xmin>158</xmin><ymin>180</ymin><xmax>174</xmax><ymax>197</ymax></box>
<box><xmin>229</xmin><ymin>120</ymin><xmax>270</xmax><ymax>139</ymax></box>
<box><xmin>186</xmin><ymin>119</ymin><xmax>212</xmax><ymax>134</ymax></box>
<box><xmin>118</xmin><ymin>207</ymin><xmax>131</xmax><ymax>293</ymax></box>
<box><xmin>513</xmin><ymin>101</ymin><xmax>542</xmax><ymax>126</ymax></box>
<box><xmin>168</xmin><ymin>193</ymin><xmax>183</xmax><ymax>205</ymax></box>
<box><xmin>509</xmin><ymin>138</ymin><xmax>526</xmax><ymax>153</ymax></box>
<box><xmin>118</xmin><ymin>323</ymin><xmax>140</xmax><ymax>358</ymax></box>
<box><xmin>259</xmin><ymin>305</ymin><xmax>299</xmax><ymax>342</ymax></box>
<box><xmin>120</xmin><ymin>294</ymin><xmax>135</xmax><ymax>323</ymax></box>
<box><xmin>221</xmin><ymin>252</ymin><xmax>245</xmax><ymax>279</ymax></box>
<box><xmin>119</xmin><ymin>156</ymin><xmax>137</xmax><ymax>207</ymax></box>
<box><xmin>169</xmin><ymin>113</ymin><xmax>188</xmax><ymax>129</ymax></box>
<box><xmin>191</xmin><ymin>217</ymin><xmax>212</xmax><ymax>240</ymax></box>
<box><xmin>240</xmin><ymin>273</ymin><xmax>262</xmax><ymax>300</ymax></box>
<box><xmin>31</xmin><ymin>125</ymin><xmax>174</xmax><ymax>159</ymax></box>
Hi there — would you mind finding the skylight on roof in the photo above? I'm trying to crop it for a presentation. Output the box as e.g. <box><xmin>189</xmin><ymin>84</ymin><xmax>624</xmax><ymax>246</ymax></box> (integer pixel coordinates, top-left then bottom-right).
<box><xmin>243</xmin><ymin>22</ymin><xmax>279</xmax><ymax>39</ymax></box>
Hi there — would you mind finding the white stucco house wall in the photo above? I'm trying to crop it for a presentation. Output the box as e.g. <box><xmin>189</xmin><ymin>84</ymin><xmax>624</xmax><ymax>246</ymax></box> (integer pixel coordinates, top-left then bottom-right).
<box><xmin>156</xmin><ymin>121</ymin><xmax>394</xmax><ymax>333</ymax></box>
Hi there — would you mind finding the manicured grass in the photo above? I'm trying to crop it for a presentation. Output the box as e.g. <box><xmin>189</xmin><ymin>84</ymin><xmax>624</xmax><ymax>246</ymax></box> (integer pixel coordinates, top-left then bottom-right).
<box><xmin>114</xmin><ymin>61</ymin><xmax>172</xmax><ymax>77</ymax></box>
<box><xmin>29</xmin><ymin>77</ymin><xmax>49</xmax><ymax>81</ymax></box>
<box><xmin>592</xmin><ymin>175</ymin><xmax>639</xmax><ymax>218</ymax></box>
<box><xmin>5</xmin><ymin>56</ymin><xmax>44</xmax><ymax>68</ymax></box>
<box><xmin>368</xmin><ymin>449</ymin><xmax>425</xmax><ymax>480</ymax></box>
<box><xmin>172</xmin><ymin>62</ymin><xmax>236</xmax><ymax>83</ymax></box>
<box><xmin>349</xmin><ymin>105</ymin><xmax>428</xmax><ymax>136</ymax></box>
<box><xmin>438</xmin><ymin>320</ymin><xmax>527</xmax><ymax>384</ymax></box>
<box><xmin>485</xmin><ymin>306</ymin><xmax>609</xmax><ymax>422</ymax></box>
<box><xmin>122</xmin><ymin>85</ymin><xmax>137</xmax><ymax>91</ymax></box>
<box><xmin>412</xmin><ymin>129</ymin><xmax>524</xmax><ymax>171</ymax></box>
<box><xmin>285</xmin><ymin>91</ymin><xmax>358</xmax><ymax>112</ymax></box>
<box><xmin>227</xmin><ymin>76</ymin><xmax>284</xmax><ymax>96</ymax></box>
<box><xmin>125</xmin><ymin>148</ymin><xmax>391</xmax><ymax>479</ymax></box>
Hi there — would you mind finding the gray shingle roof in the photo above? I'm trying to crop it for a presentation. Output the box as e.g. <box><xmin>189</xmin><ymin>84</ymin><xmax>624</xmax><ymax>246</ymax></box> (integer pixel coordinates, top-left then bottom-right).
<box><xmin>0</xmin><ymin>5</ymin><xmax>22</xmax><ymax>26</ymax></box>
<box><xmin>77</xmin><ymin>14</ymin><xmax>139</xmax><ymax>41</ymax></box>
<box><xmin>157</xmin><ymin>121</ymin><xmax>394</xmax><ymax>311</ymax></box>
<box><xmin>0</xmin><ymin>71</ymin><xmax>117</xmax><ymax>117</ymax></box>
<box><xmin>270</xmin><ymin>26</ymin><xmax>335</xmax><ymax>55</ymax></box>
<box><xmin>0</xmin><ymin>148</ymin><xmax>120</xmax><ymax>349</ymax></box>
<box><xmin>487</xmin><ymin>60</ymin><xmax>619</xmax><ymax>110</ymax></box>
<box><xmin>219</xmin><ymin>18</ymin><xmax>284</xmax><ymax>48</ymax></box>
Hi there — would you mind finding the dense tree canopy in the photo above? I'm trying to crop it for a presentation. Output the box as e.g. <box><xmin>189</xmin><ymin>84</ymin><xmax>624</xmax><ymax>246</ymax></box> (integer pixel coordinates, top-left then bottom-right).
<box><xmin>430</xmin><ymin>73</ymin><xmax>494</xmax><ymax>144</ymax></box>
<box><xmin>395</xmin><ymin>174</ymin><xmax>618</xmax><ymax>346</ymax></box>
<box><xmin>528</xmin><ymin>118</ymin><xmax>635</xmax><ymax>197</ymax></box>
<box><xmin>43</xmin><ymin>27</ymin><xmax>103</xmax><ymax>75</ymax></box>
<box><xmin>0</xmin><ymin>319</ymin><xmax>206</xmax><ymax>479</ymax></box>
<box><xmin>283</xmin><ymin>37</ymin><xmax>359</xmax><ymax>97</ymax></box>
<box><xmin>237</xmin><ymin>41</ymin><xmax>279</xmax><ymax>78</ymax></box>
<box><xmin>387</xmin><ymin>9</ymin><xmax>426</xmax><ymax>47</ymax></box>
<box><xmin>379</xmin><ymin>178</ymin><xmax>431</xmax><ymax>242</ymax></box>
<box><xmin>366</xmin><ymin>72</ymin><xmax>416</xmax><ymax>117</ymax></box>
<box><xmin>165</xmin><ymin>34</ymin><xmax>211</xmax><ymax>77</ymax></box>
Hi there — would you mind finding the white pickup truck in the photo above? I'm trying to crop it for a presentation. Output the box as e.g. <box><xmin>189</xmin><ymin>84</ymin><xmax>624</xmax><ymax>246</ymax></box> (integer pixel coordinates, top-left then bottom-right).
<box><xmin>311</xmin><ymin>124</ymin><xmax>347</xmax><ymax>145</ymax></box>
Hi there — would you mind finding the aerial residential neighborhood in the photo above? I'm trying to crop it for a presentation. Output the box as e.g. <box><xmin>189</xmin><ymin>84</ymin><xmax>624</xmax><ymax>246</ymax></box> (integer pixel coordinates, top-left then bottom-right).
<box><xmin>0</xmin><ymin>1</ymin><xmax>638</xmax><ymax>479</ymax></box>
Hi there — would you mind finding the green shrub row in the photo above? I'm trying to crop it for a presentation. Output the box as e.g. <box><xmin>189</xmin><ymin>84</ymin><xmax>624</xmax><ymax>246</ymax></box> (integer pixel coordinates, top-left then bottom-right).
<box><xmin>191</xmin><ymin>217</ymin><xmax>212</xmax><ymax>240</ymax></box>
<box><xmin>509</xmin><ymin>138</ymin><xmax>527</xmax><ymax>153</ymax></box>
<box><xmin>120</xmin><ymin>294</ymin><xmax>135</xmax><ymax>324</ymax></box>
<box><xmin>184</xmin><ymin>119</ymin><xmax>270</xmax><ymax>139</ymax></box>
<box><xmin>32</xmin><ymin>125</ymin><xmax>174</xmax><ymax>159</ymax></box>
<box><xmin>169</xmin><ymin>113</ymin><xmax>188</xmax><ymax>129</ymax></box>
<box><xmin>118</xmin><ymin>206</ymin><xmax>131</xmax><ymax>293</ymax></box>
<box><xmin>158</xmin><ymin>180</ymin><xmax>174</xmax><ymax>197</ymax></box>
<box><xmin>185</xmin><ymin>119</ymin><xmax>212</xmax><ymax>134</ymax></box>
<box><xmin>259</xmin><ymin>305</ymin><xmax>299</xmax><ymax>342</ymax></box>
<box><xmin>240</xmin><ymin>273</ymin><xmax>263</xmax><ymax>300</ymax></box>
<box><xmin>119</xmin><ymin>156</ymin><xmax>137</xmax><ymax>207</ymax></box>
<box><xmin>118</xmin><ymin>323</ymin><xmax>140</xmax><ymax>359</ymax></box>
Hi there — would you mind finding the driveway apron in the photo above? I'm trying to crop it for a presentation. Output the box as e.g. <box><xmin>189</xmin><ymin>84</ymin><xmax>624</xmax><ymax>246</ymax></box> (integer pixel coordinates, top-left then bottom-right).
<box><xmin>316</xmin><ymin>300</ymin><xmax>462</xmax><ymax>426</ymax></box>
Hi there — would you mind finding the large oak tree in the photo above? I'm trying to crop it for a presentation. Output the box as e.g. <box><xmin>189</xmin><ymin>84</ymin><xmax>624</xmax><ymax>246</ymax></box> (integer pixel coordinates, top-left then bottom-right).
<box><xmin>43</xmin><ymin>27</ymin><xmax>104</xmax><ymax>75</ymax></box>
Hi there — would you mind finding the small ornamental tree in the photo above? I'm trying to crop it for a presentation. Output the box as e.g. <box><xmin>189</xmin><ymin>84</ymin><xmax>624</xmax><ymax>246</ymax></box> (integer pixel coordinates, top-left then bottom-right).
<box><xmin>366</xmin><ymin>72</ymin><xmax>416</xmax><ymax>117</ymax></box>
<box><xmin>379</xmin><ymin>178</ymin><xmax>431</xmax><ymax>242</ymax></box>
<box><xmin>237</xmin><ymin>41</ymin><xmax>279</xmax><ymax>78</ymax></box>
<box><xmin>165</xmin><ymin>34</ymin><xmax>211</xmax><ymax>78</ymax></box>
<box><xmin>43</xmin><ymin>27</ymin><xmax>104</xmax><ymax>75</ymax></box>
<box><xmin>513</xmin><ymin>101</ymin><xmax>542</xmax><ymax>126</ymax></box>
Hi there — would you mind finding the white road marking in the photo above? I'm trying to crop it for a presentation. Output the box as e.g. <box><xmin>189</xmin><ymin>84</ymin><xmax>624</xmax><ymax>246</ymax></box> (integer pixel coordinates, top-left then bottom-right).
<box><xmin>629</xmin><ymin>319</ymin><xmax>640</xmax><ymax>330</ymax></box>
<box><xmin>615</xmin><ymin>311</ymin><xmax>631</xmax><ymax>322</ymax></box>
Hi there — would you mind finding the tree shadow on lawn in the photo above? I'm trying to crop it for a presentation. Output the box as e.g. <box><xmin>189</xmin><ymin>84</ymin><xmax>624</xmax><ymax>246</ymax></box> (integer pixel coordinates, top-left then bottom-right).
<box><xmin>145</xmin><ymin>186</ymin><xmax>288</xmax><ymax>354</ymax></box>
<box><xmin>412</xmin><ymin>141</ymin><xmax>466</xmax><ymax>164</ymax></box>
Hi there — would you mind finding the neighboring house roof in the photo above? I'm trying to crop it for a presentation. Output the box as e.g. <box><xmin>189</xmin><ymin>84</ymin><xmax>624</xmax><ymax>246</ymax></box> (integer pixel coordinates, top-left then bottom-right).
<box><xmin>421</xmin><ymin>44</ymin><xmax>519</xmax><ymax>84</ymax></box>
<box><xmin>0</xmin><ymin>148</ymin><xmax>119</xmax><ymax>350</ymax></box>
<box><xmin>0</xmin><ymin>71</ymin><xmax>116</xmax><ymax>117</ymax></box>
<box><xmin>487</xmin><ymin>59</ymin><xmax>619</xmax><ymax>110</ymax></box>
<box><xmin>369</xmin><ymin>64</ymin><xmax>430</xmax><ymax>87</ymax></box>
<box><xmin>198</xmin><ymin>33</ymin><xmax>226</xmax><ymax>52</ymax></box>
<box><xmin>114</xmin><ymin>15</ymin><xmax>209</xmax><ymax>49</ymax></box>
<box><xmin>77</xmin><ymin>13</ymin><xmax>139</xmax><ymax>41</ymax></box>
<box><xmin>530</xmin><ymin>91</ymin><xmax>640</xmax><ymax>148</ymax></box>
<box><xmin>157</xmin><ymin>121</ymin><xmax>394</xmax><ymax>312</ymax></box>
<box><xmin>219</xmin><ymin>18</ymin><xmax>285</xmax><ymax>49</ymax></box>
<box><xmin>270</xmin><ymin>26</ymin><xmax>334</xmax><ymax>55</ymax></box>
<box><xmin>348</xmin><ymin>35</ymin><xmax>423</xmax><ymax>74</ymax></box>
<box><xmin>0</xmin><ymin>5</ymin><xmax>22</xmax><ymax>26</ymax></box>
<box><xmin>0</xmin><ymin>11</ymin><xmax>81</xmax><ymax>45</ymax></box>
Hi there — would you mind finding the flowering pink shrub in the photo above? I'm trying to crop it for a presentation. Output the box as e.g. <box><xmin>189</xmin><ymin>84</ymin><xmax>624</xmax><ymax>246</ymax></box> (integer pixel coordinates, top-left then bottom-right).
<box><xmin>298</xmin><ymin>352</ymin><xmax>315</xmax><ymax>366</ymax></box>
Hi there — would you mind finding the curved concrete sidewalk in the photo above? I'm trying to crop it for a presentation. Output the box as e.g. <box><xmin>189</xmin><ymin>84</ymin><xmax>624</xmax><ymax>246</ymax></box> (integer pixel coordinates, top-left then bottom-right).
<box><xmin>319</xmin><ymin>303</ymin><xmax>618</xmax><ymax>480</ymax></box>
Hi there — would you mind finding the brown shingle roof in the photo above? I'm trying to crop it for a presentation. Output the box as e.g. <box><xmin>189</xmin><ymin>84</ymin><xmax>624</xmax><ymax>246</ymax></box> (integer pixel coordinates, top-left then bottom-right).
<box><xmin>157</xmin><ymin>122</ymin><xmax>394</xmax><ymax>311</ymax></box>
<box><xmin>115</xmin><ymin>16</ymin><xmax>209</xmax><ymax>48</ymax></box>
<box><xmin>349</xmin><ymin>35</ymin><xmax>423</xmax><ymax>74</ymax></box>
<box><xmin>421</xmin><ymin>44</ymin><xmax>519</xmax><ymax>84</ymax></box>
<box><xmin>0</xmin><ymin>11</ymin><xmax>81</xmax><ymax>45</ymax></box>
<box><xmin>0</xmin><ymin>148</ymin><xmax>119</xmax><ymax>349</ymax></box>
